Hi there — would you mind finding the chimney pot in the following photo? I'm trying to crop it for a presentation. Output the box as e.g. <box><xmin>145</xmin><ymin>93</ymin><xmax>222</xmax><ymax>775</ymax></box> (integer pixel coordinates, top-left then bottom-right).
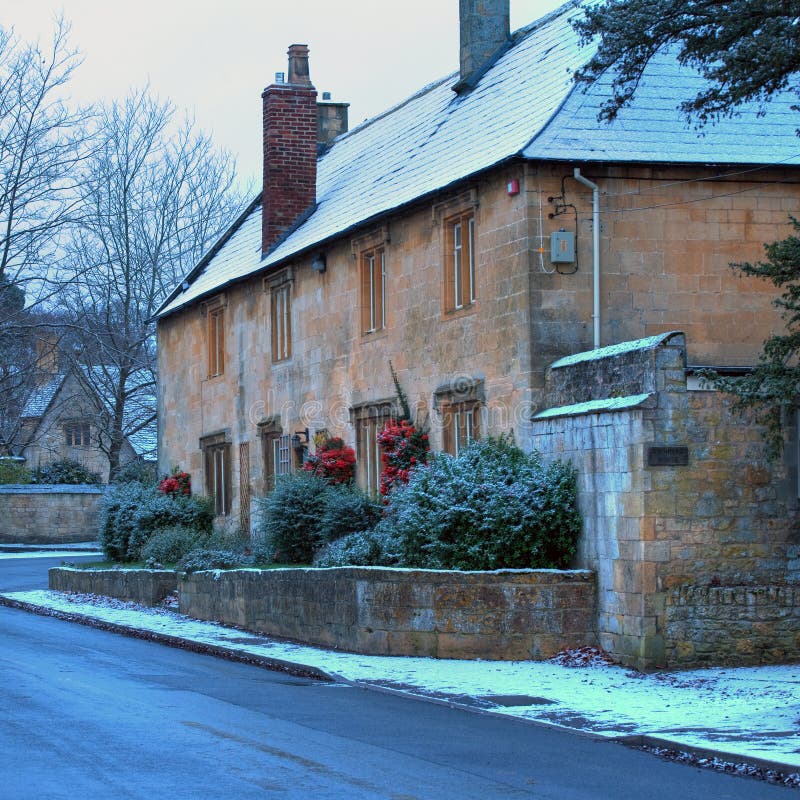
<box><xmin>274</xmin><ymin>71</ymin><xmax>285</xmax><ymax>84</ymax></box>
<box><xmin>287</xmin><ymin>43</ymin><xmax>312</xmax><ymax>85</ymax></box>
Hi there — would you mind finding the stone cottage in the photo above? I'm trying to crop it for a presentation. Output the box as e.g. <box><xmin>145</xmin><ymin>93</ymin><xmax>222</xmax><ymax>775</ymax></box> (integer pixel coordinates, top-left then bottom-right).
<box><xmin>17</xmin><ymin>366</ymin><xmax>157</xmax><ymax>482</ymax></box>
<box><xmin>154</xmin><ymin>0</ymin><xmax>800</xmax><ymax>667</ymax></box>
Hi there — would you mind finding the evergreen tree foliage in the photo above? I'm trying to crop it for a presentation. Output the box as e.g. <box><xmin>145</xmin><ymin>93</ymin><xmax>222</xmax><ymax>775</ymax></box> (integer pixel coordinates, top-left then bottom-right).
<box><xmin>573</xmin><ymin>0</ymin><xmax>800</xmax><ymax>124</ymax></box>
<box><xmin>709</xmin><ymin>219</ymin><xmax>800</xmax><ymax>457</ymax></box>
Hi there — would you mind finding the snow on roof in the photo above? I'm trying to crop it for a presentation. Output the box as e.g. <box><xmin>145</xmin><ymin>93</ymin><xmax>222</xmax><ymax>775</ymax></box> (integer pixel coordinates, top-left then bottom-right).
<box><xmin>20</xmin><ymin>375</ymin><xmax>65</xmax><ymax>418</ymax></box>
<box><xmin>533</xmin><ymin>392</ymin><xmax>653</xmax><ymax>420</ymax></box>
<box><xmin>156</xmin><ymin>1</ymin><xmax>800</xmax><ymax>319</ymax></box>
<box><xmin>156</xmin><ymin>2</ymin><xmax>588</xmax><ymax>318</ymax></box>
<box><xmin>524</xmin><ymin>45</ymin><xmax>800</xmax><ymax>165</ymax></box>
<box><xmin>548</xmin><ymin>331</ymin><xmax>682</xmax><ymax>369</ymax></box>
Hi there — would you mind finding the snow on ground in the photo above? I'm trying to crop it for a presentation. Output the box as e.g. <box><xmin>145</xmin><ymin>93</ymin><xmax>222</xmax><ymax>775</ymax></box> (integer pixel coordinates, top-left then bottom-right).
<box><xmin>5</xmin><ymin>589</ymin><xmax>800</xmax><ymax>771</ymax></box>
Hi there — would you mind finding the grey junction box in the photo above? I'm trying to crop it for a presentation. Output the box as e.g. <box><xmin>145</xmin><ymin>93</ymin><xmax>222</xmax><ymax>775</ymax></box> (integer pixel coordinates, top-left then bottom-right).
<box><xmin>550</xmin><ymin>230</ymin><xmax>575</xmax><ymax>263</ymax></box>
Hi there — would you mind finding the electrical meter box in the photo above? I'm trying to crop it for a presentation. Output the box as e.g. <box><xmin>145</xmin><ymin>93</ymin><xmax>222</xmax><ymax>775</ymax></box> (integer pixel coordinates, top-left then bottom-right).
<box><xmin>550</xmin><ymin>230</ymin><xmax>575</xmax><ymax>263</ymax></box>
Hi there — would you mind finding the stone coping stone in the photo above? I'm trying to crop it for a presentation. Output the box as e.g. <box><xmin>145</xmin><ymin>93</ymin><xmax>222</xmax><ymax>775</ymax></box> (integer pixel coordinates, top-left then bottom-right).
<box><xmin>208</xmin><ymin>566</ymin><xmax>595</xmax><ymax>581</ymax></box>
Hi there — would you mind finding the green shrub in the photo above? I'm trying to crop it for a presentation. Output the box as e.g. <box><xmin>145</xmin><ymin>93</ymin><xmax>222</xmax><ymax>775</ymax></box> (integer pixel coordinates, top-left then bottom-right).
<box><xmin>313</xmin><ymin>525</ymin><xmax>401</xmax><ymax>567</ymax></box>
<box><xmin>0</xmin><ymin>458</ymin><xmax>31</xmax><ymax>484</ymax></box>
<box><xmin>205</xmin><ymin>524</ymin><xmax>250</xmax><ymax>554</ymax></box>
<box><xmin>317</xmin><ymin>484</ymin><xmax>383</xmax><ymax>543</ymax></box>
<box><xmin>141</xmin><ymin>525</ymin><xmax>208</xmax><ymax>565</ymax></box>
<box><xmin>256</xmin><ymin>472</ymin><xmax>329</xmax><ymax>564</ymax></box>
<box><xmin>382</xmin><ymin>436</ymin><xmax>581</xmax><ymax>571</ymax></box>
<box><xmin>113</xmin><ymin>460</ymin><xmax>157</xmax><ymax>486</ymax></box>
<box><xmin>177</xmin><ymin>548</ymin><xmax>247</xmax><ymax>574</ymax></box>
<box><xmin>100</xmin><ymin>483</ymin><xmax>214</xmax><ymax>562</ymax></box>
<box><xmin>32</xmin><ymin>458</ymin><xmax>101</xmax><ymax>485</ymax></box>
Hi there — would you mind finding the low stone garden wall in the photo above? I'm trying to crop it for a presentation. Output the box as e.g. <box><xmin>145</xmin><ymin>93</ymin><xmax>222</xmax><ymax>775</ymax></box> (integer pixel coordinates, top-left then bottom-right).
<box><xmin>179</xmin><ymin>567</ymin><xmax>597</xmax><ymax>660</ymax></box>
<box><xmin>48</xmin><ymin>565</ymin><xmax>597</xmax><ymax>660</ymax></box>
<box><xmin>665</xmin><ymin>584</ymin><xmax>800</xmax><ymax>667</ymax></box>
<box><xmin>0</xmin><ymin>485</ymin><xmax>104</xmax><ymax>544</ymax></box>
<box><xmin>49</xmin><ymin>567</ymin><xmax>177</xmax><ymax>607</ymax></box>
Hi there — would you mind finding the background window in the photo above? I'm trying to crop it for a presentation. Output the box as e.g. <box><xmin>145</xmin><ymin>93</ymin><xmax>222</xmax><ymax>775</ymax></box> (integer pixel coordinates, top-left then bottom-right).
<box><xmin>64</xmin><ymin>423</ymin><xmax>90</xmax><ymax>447</ymax></box>
<box><xmin>271</xmin><ymin>284</ymin><xmax>292</xmax><ymax>362</ymax></box>
<box><xmin>444</xmin><ymin>211</ymin><xmax>475</xmax><ymax>311</ymax></box>
<box><xmin>207</xmin><ymin>305</ymin><xmax>225</xmax><ymax>377</ymax></box>
<box><xmin>360</xmin><ymin>246</ymin><xmax>386</xmax><ymax>334</ymax></box>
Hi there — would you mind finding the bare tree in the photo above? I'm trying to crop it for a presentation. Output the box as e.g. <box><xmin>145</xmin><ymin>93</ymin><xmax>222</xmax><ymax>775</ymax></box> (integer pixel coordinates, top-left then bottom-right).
<box><xmin>57</xmin><ymin>88</ymin><xmax>247</xmax><ymax>478</ymax></box>
<box><xmin>0</xmin><ymin>18</ymin><xmax>88</xmax><ymax>451</ymax></box>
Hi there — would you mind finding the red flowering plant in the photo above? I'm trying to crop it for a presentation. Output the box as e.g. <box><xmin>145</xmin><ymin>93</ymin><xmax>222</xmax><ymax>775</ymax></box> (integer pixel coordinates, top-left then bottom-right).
<box><xmin>377</xmin><ymin>363</ymin><xmax>430</xmax><ymax>497</ymax></box>
<box><xmin>157</xmin><ymin>468</ymin><xmax>191</xmax><ymax>497</ymax></box>
<box><xmin>302</xmin><ymin>436</ymin><xmax>356</xmax><ymax>485</ymax></box>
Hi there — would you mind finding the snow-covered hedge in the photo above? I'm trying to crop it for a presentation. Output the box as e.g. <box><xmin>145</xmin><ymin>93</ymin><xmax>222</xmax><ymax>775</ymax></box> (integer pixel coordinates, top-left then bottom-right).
<box><xmin>256</xmin><ymin>475</ymin><xmax>382</xmax><ymax>564</ymax></box>
<box><xmin>99</xmin><ymin>482</ymin><xmax>214</xmax><ymax>561</ymax></box>
<box><xmin>391</xmin><ymin>438</ymin><xmax>580</xmax><ymax>570</ymax></box>
<box><xmin>317</xmin><ymin>437</ymin><xmax>581</xmax><ymax>571</ymax></box>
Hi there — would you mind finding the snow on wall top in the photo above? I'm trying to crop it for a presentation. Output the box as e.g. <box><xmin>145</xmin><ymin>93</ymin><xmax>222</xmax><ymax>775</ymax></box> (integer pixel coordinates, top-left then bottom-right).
<box><xmin>156</xmin><ymin>0</ymin><xmax>800</xmax><ymax>319</ymax></box>
<box><xmin>548</xmin><ymin>331</ymin><xmax>682</xmax><ymax>369</ymax></box>
<box><xmin>532</xmin><ymin>392</ymin><xmax>653</xmax><ymax>419</ymax></box>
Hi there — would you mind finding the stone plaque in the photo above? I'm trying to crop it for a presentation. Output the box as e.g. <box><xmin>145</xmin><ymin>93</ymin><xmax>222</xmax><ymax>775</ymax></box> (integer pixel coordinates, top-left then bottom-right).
<box><xmin>647</xmin><ymin>445</ymin><xmax>689</xmax><ymax>467</ymax></box>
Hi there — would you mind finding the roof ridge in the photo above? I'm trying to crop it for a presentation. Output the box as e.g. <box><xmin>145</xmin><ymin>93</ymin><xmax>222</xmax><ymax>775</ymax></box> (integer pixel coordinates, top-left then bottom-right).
<box><xmin>331</xmin><ymin>0</ymin><xmax>585</xmax><ymax>150</ymax></box>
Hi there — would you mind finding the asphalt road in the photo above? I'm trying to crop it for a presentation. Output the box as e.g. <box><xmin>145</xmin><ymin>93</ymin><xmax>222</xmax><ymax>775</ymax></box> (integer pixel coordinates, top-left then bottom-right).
<box><xmin>0</xmin><ymin>556</ymin><xmax>795</xmax><ymax>799</ymax></box>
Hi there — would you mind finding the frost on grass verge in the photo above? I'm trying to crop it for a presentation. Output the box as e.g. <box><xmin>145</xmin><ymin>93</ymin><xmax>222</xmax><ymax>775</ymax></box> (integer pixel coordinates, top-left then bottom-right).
<box><xmin>62</xmin><ymin>591</ymin><xmax>179</xmax><ymax>615</ymax></box>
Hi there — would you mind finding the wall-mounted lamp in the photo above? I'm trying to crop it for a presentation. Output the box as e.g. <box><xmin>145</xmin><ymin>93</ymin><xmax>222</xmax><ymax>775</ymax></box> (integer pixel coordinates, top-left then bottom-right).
<box><xmin>291</xmin><ymin>428</ymin><xmax>310</xmax><ymax>452</ymax></box>
<box><xmin>311</xmin><ymin>253</ymin><xmax>327</xmax><ymax>274</ymax></box>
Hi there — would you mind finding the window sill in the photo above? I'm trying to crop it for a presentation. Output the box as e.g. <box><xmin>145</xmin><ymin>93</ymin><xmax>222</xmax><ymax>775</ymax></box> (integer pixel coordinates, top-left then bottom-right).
<box><xmin>442</xmin><ymin>302</ymin><xmax>477</xmax><ymax>321</ymax></box>
<box><xmin>361</xmin><ymin>328</ymin><xmax>388</xmax><ymax>342</ymax></box>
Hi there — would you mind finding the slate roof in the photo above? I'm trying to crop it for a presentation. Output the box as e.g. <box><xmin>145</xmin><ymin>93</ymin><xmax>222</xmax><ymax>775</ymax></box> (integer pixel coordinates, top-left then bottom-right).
<box><xmin>156</xmin><ymin>0</ymin><xmax>800</xmax><ymax>320</ymax></box>
<box><xmin>21</xmin><ymin>376</ymin><xmax>64</xmax><ymax>418</ymax></box>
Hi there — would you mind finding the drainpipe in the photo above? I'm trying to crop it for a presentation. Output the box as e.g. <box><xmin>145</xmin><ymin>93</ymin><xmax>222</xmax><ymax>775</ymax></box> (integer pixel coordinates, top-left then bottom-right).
<box><xmin>573</xmin><ymin>168</ymin><xmax>600</xmax><ymax>349</ymax></box>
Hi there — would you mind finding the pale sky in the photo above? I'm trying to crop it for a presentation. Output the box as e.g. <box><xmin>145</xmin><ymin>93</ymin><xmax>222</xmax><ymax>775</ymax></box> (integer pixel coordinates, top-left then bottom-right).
<box><xmin>6</xmin><ymin>0</ymin><xmax>564</xmax><ymax>187</ymax></box>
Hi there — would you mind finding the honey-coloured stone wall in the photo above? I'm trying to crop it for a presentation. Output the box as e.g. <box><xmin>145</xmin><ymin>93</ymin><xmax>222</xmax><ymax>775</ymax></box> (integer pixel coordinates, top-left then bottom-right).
<box><xmin>49</xmin><ymin>567</ymin><xmax>177</xmax><ymax>606</ymax></box>
<box><xmin>179</xmin><ymin>567</ymin><xmax>597</xmax><ymax>660</ymax></box>
<box><xmin>531</xmin><ymin>332</ymin><xmax>799</xmax><ymax>670</ymax></box>
<box><xmin>0</xmin><ymin>485</ymin><xmax>103</xmax><ymax>544</ymax></box>
<box><xmin>158</xmin><ymin>159</ymin><xmax>797</xmax><ymax>533</ymax></box>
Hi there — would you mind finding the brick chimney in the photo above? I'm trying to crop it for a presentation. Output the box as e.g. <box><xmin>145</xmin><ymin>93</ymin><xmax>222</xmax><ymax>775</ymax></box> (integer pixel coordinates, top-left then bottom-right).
<box><xmin>455</xmin><ymin>0</ymin><xmax>510</xmax><ymax>92</ymax></box>
<box><xmin>262</xmin><ymin>44</ymin><xmax>318</xmax><ymax>254</ymax></box>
